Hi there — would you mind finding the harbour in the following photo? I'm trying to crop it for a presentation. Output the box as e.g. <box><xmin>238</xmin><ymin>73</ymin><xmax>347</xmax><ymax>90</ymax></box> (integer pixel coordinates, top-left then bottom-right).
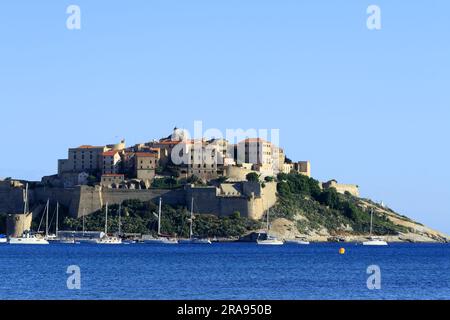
<box><xmin>1</xmin><ymin>243</ymin><xmax>449</xmax><ymax>300</ymax></box>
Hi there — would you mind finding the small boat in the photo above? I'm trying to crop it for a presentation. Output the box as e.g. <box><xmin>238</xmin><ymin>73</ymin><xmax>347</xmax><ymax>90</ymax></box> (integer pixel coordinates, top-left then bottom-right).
<box><xmin>179</xmin><ymin>198</ymin><xmax>211</xmax><ymax>245</ymax></box>
<box><xmin>97</xmin><ymin>236</ymin><xmax>122</xmax><ymax>244</ymax></box>
<box><xmin>362</xmin><ymin>209</ymin><xmax>388</xmax><ymax>246</ymax></box>
<box><xmin>256</xmin><ymin>207</ymin><xmax>284</xmax><ymax>246</ymax></box>
<box><xmin>257</xmin><ymin>235</ymin><xmax>284</xmax><ymax>246</ymax></box>
<box><xmin>0</xmin><ymin>235</ymin><xmax>7</xmax><ymax>244</ymax></box>
<box><xmin>122</xmin><ymin>239</ymin><xmax>137</xmax><ymax>245</ymax></box>
<box><xmin>97</xmin><ymin>203</ymin><xmax>122</xmax><ymax>245</ymax></box>
<box><xmin>285</xmin><ymin>237</ymin><xmax>310</xmax><ymax>245</ymax></box>
<box><xmin>363</xmin><ymin>236</ymin><xmax>388</xmax><ymax>246</ymax></box>
<box><xmin>179</xmin><ymin>238</ymin><xmax>212</xmax><ymax>245</ymax></box>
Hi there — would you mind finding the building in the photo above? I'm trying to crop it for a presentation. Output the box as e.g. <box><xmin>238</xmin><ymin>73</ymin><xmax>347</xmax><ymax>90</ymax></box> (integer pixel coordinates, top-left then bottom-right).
<box><xmin>58</xmin><ymin>140</ymin><xmax>126</xmax><ymax>177</ymax></box>
<box><xmin>186</xmin><ymin>141</ymin><xmax>223</xmax><ymax>179</ymax></box>
<box><xmin>237</xmin><ymin>138</ymin><xmax>274</xmax><ymax>167</ymax></box>
<box><xmin>58</xmin><ymin>145</ymin><xmax>107</xmax><ymax>175</ymax></box>
<box><xmin>135</xmin><ymin>152</ymin><xmax>158</xmax><ymax>182</ymax></box>
<box><xmin>101</xmin><ymin>151</ymin><xmax>121</xmax><ymax>175</ymax></box>
<box><xmin>100</xmin><ymin>174</ymin><xmax>125</xmax><ymax>188</ymax></box>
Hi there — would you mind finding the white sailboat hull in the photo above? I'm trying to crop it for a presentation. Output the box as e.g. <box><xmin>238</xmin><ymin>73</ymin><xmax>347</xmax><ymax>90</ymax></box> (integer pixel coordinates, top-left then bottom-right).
<box><xmin>363</xmin><ymin>240</ymin><xmax>388</xmax><ymax>246</ymax></box>
<box><xmin>9</xmin><ymin>237</ymin><xmax>49</xmax><ymax>245</ymax></box>
<box><xmin>285</xmin><ymin>240</ymin><xmax>310</xmax><ymax>245</ymax></box>
<box><xmin>143</xmin><ymin>238</ymin><xmax>179</xmax><ymax>244</ymax></box>
<box><xmin>257</xmin><ymin>239</ymin><xmax>284</xmax><ymax>246</ymax></box>
<box><xmin>179</xmin><ymin>238</ymin><xmax>212</xmax><ymax>244</ymax></box>
<box><xmin>96</xmin><ymin>237</ymin><xmax>122</xmax><ymax>245</ymax></box>
<box><xmin>0</xmin><ymin>238</ymin><xmax>7</xmax><ymax>244</ymax></box>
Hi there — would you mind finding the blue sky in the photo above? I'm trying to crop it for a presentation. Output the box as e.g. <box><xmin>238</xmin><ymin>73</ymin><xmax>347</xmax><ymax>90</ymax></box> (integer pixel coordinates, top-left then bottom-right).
<box><xmin>0</xmin><ymin>1</ymin><xmax>449</xmax><ymax>233</ymax></box>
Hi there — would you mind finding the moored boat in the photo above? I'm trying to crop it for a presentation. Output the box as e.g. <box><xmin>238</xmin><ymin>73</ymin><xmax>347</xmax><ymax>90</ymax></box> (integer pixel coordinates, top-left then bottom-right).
<box><xmin>256</xmin><ymin>206</ymin><xmax>284</xmax><ymax>246</ymax></box>
<box><xmin>285</xmin><ymin>237</ymin><xmax>310</xmax><ymax>245</ymax></box>
<box><xmin>179</xmin><ymin>198</ymin><xmax>211</xmax><ymax>245</ymax></box>
<box><xmin>362</xmin><ymin>209</ymin><xmax>388</xmax><ymax>246</ymax></box>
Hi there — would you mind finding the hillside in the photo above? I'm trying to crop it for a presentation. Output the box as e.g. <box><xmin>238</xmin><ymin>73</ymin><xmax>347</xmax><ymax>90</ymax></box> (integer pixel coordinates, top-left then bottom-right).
<box><xmin>21</xmin><ymin>172</ymin><xmax>448</xmax><ymax>243</ymax></box>
<box><xmin>268</xmin><ymin>173</ymin><xmax>449</xmax><ymax>243</ymax></box>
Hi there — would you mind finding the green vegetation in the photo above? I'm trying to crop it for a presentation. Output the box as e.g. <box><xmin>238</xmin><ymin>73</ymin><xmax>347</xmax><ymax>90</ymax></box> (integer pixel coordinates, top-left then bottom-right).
<box><xmin>62</xmin><ymin>199</ymin><xmax>261</xmax><ymax>238</ymax></box>
<box><xmin>246</xmin><ymin>172</ymin><xmax>260</xmax><ymax>183</ymax></box>
<box><xmin>151</xmin><ymin>177</ymin><xmax>181</xmax><ymax>189</ymax></box>
<box><xmin>273</xmin><ymin>173</ymin><xmax>407</xmax><ymax>235</ymax></box>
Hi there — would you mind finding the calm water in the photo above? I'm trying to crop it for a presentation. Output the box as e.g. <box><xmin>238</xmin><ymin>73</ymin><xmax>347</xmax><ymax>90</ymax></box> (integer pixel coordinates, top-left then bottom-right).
<box><xmin>0</xmin><ymin>243</ymin><xmax>449</xmax><ymax>300</ymax></box>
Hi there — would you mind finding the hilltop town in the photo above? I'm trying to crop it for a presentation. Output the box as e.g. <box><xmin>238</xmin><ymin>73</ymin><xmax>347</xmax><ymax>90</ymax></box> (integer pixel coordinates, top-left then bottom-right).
<box><xmin>0</xmin><ymin>127</ymin><xmax>448</xmax><ymax>242</ymax></box>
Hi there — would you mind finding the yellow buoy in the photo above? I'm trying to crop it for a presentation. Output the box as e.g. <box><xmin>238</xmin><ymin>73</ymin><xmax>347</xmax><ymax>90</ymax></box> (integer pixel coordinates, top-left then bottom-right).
<box><xmin>339</xmin><ymin>248</ymin><xmax>346</xmax><ymax>255</ymax></box>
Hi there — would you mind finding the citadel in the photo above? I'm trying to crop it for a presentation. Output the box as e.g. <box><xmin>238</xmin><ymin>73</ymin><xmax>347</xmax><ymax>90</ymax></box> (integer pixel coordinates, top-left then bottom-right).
<box><xmin>0</xmin><ymin>127</ymin><xmax>359</xmax><ymax>236</ymax></box>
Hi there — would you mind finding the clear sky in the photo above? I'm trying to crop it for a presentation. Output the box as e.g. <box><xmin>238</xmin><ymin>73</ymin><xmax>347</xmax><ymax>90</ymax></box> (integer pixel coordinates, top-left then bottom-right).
<box><xmin>0</xmin><ymin>1</ymin><xmax>449</xmax><ymax>233</ymax></box>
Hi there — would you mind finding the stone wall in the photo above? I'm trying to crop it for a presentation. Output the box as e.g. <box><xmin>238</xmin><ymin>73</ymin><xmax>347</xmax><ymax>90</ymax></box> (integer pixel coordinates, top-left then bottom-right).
<box><xmin>185</xmin><ymin>181</ymin><xmax>277</xmax><ymax>220</ymax></box>
<box><xmin>1</xmin><ymin>180</ymin><xmax>277</xmax><ymax>221</ymax></box>
<box><xmin>322</xmin><ymin>180</ymin><xmax>360</xmax><ymax>197</ymax></box>
<box><xmin>72</xmin><ymin>186</ymin><xmax>186</xmax><ymax>217</ymax></box>
<box><xmin>0</xmin><ymin>184</ymin><xmax>25</xmax><ymax>214</ymax></box>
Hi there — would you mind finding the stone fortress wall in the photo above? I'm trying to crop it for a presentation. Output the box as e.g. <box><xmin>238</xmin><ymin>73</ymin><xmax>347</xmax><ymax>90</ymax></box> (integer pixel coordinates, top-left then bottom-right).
<box><xmin>0</xmin><ymin>180</ymin><xmax>277</xmax><ymax>220</ymax></box>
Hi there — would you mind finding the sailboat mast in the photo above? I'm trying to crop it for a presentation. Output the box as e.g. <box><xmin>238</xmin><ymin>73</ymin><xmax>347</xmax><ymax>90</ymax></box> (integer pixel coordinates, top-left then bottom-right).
<box><xmin>190</xmin><ymin>197</ymin><xmax>194</xmax><ymax>239</ymax></box>
<box><xmin>82</xmin><ymin>208</ymin><xmax>85</xmax><ymax>235</ymax></box>
<box><xmin>370</xmin><ymin>209</ymin><xmax>373</xmax><ymax>236</ymax></box>
<box><xmin>267</xmin><ymin>207</ymin><xmax>270</xmax><ymax>231</ymax></box>
<box><xmin>55</xmin><ymin>202</ymin><xmax>59</xmax><ymax>236</ymax></box>
<box><xmin>158</xmin><ymin>197</ymin><xmax>162</xmax><ymax>235</ymax></box>
<box><xmin>105</xmin><ymin>203</ymin><xmax>108</xmax><ymax>235</ymax></box>
<box><xmin>22</xmin><ymin>183</ymin><xmax>29</xmax><ymax>234</ymax></box>
<box><xmin>23</xmin><ymin>183</ymin><xmax>28</xmax><ymax>214</ymax></box>
<box><xmin>45</xmin><ymin>199</ymin><xmax>49</xmax><ymax>237</ymax></box>
<box><xmin>118</xmin><ymin>204</ymin><xmax>122</xmax><ymax>236</ymax></box>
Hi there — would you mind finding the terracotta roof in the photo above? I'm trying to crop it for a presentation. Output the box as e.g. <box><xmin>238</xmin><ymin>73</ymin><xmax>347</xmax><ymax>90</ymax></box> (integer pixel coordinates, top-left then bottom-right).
<box><xmin>102</xmin><ymin>151</ymin><xmax>118</xmax><ymax>156</ymax></box>
<box><xmin>135</xmin><ymin>152</ymin><xmax>158</xmax><ymax>157</ymax></box>
<box><xmin>77</xmin><ymin>145</ymin><xmax>105</xmax><ymax>149</ymax></box>
<box><xmin>156</xmin><ymin>140</ymin><xmax>182</xmax><ymax>145</ymax></box>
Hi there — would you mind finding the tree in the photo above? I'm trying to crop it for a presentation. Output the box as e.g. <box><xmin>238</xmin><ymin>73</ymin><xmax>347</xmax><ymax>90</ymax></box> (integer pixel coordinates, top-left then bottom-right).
<box><xmin>246</xmin><ymin>172</ymin><xmax>260</xmax><ymax>183</ymax></box>
<box><xmin>231</xmin><ymin>211</ymin><xmax>241</xmax><ymax>219</ymax></box>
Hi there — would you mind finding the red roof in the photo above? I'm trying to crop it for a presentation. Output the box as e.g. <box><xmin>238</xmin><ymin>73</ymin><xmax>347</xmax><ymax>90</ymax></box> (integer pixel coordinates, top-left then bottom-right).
<box><xmin>135</xmin><ymin>152</ymin><xmax>157</xmax><ymax>158</ymax></box>
<box><xmin>156</xmin><ymin>140</ymin><xmax>182</xmax><ymax>145</ymax></box>
<box><xmin>102</xmin><ymin>151</ymin><xmax>118</xmax><ymax>156</ymax></box>
<box><xmin>77</xmin><ymin>145</ymin><xmax>104</xmax><ymax>149</ymax></box>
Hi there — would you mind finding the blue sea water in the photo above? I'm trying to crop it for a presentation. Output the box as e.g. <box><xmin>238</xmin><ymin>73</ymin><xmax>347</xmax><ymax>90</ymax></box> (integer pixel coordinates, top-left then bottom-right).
<box><xmin>0</xmin><ymin>243</ymin><xmax>449</xmax><ymax>300</ymax></box>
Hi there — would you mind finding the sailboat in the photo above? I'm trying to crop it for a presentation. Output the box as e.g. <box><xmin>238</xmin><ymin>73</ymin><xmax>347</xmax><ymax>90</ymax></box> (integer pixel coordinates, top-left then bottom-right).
<box><xmin>43</xmin><ymin>199</ymin><xmax>57</xmax><ymax>242</ymax></box>
<box><xmin>52</xmin><ymin>202</ymin><xmax>76</xmax><ymax>244</ymax></box>
<box><xmin>143</xmin><ymin>198</ymin><xmax>178</xmax><ymax>244</ymax></box>
<box><xmin>257</xmin><ymin>206</ymin><xmax>284</xmax><ymax>246</ymax></box>
<box><xmin>97</xmin><ymin>203</ymin><xmax>122</xmax><ymax>244</ymax></box>
<box><xmin>9</xmin><ymin>184</ymin><xmax>49</xmax><ymax>245</ymax></box>
<box><xmin>179</xmin><ymin>198</ymin><xmax>211</xmax><ymax>244</ymax></box>
<box><xmin>362</xmin><ymin>209</ymin><xmax>388</xmax><ymax>246</ymax></box>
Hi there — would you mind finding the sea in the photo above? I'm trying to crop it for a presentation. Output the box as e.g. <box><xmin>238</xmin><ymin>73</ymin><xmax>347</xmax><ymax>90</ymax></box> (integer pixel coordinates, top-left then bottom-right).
<box><xmin>1</xmin><ymin>243</ymin><xmax>449</xmax><ymax>300</ymax></box>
